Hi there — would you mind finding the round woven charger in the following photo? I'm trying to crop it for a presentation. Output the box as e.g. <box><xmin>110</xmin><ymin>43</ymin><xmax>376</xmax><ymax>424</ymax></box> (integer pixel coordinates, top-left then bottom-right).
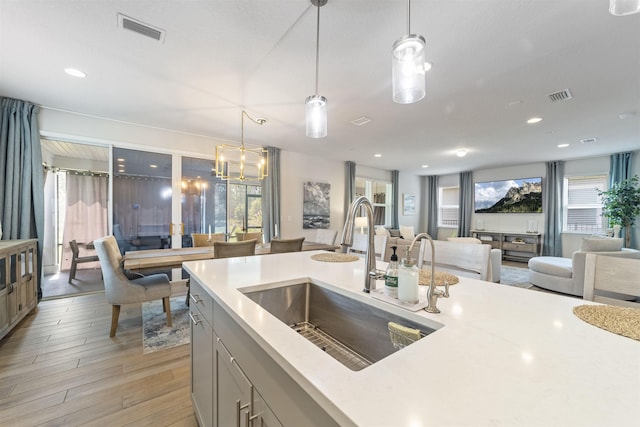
<box><xmin>418</xmin><ymin>269</ymin><xmax>459</xmax><ymax>286</ymax></box>
<box><xmin>310</xmin><ymin>253</ymin><xmax>359</xmax><ymax>263</ymax></box>
<box><xmin>573</xmin><ymin>304</ymin><xmax>640</xmax><ymax>341</ymax></box>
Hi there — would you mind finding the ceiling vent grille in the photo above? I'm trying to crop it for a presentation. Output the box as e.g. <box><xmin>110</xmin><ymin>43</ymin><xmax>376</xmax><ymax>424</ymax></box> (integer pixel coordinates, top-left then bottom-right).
<box><xmin>547</xmin><ymin>89</ymin><xmax>573</xmax><ymax>103</ymax></box>
<box><xmin>351</xmin><ymin>116</ymin><xmax>372</xmax><ymax>126</ymax></box>
<box><xmin>580</xmin><ymin>137</ymin><xmax>597</xmax><ymax>144</ymax></box>
<box><xmin>118</xmin><ymin>13</ymin><xmax>165</xmax><ymax>42</ymax></box>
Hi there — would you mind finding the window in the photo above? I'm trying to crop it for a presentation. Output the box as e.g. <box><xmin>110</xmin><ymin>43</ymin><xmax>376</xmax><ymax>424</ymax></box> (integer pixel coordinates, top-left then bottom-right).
<box><xmin>439</xmin><ymin>186</ymin><xmax>459</xmax><ymax>227</ymax></box>
<box><xmin>563</xmin><ymin>175</ymin><xmax>607</xmax><ymax>233</ymax></box>
<box><xmin>355</xmin><ymin>177</ymin><xmax>392</xmax><ymax>226</ymax></box>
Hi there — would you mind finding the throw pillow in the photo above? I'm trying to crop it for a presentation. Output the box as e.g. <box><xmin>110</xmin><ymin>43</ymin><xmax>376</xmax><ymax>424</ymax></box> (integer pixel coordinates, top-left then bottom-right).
<box><xmin>580</xmin><ymin>237</ymin><xmax>623</xmax><ymax>252</ymax></box>
<box><xmin>375</xmin><ymin>226</ymin><xmax>390</xmax><ymax>238</ymax></box>
<box><xmin>399</xmin><ymin>225</ymin><xmax>415</xmax><ymax>240</ymax></box>
<box><xmin>388</xmin><ymin>228</ymin><xmax>402</xmax><ymax>237</ymax></box>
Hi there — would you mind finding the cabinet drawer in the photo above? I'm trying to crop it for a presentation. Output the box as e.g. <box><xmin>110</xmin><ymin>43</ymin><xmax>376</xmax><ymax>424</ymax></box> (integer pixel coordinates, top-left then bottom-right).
<box><xmin>502</xmin><ymin>242</ymin><xmax>536</xmax><ymax>252</ymax></box>
<box><xmin>189</xmin><ymin>279</ymin><xmax>214</xmax><ymax>326</ymax></box>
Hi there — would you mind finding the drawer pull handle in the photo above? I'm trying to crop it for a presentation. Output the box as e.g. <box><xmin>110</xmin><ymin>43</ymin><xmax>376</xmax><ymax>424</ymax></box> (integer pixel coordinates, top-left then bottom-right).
<box><xmin>190</xmin><ymin>293</ymin><xmax>202</xmax><ymax>304</ymax></box>
<box><xmin>188</xmin><ymin>312</ymin><xmax>202</xmax><ymax>325</ymax></box>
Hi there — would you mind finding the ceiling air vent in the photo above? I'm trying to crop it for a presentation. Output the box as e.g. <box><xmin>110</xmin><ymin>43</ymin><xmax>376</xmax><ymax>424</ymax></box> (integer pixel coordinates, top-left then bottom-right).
<box><xmin>547</xmin><ymin>89</ymin><xmax>573</xmax><ymax>103</ymax></box>
<box><xmin>351</xmin><ymin>116</ymin><xmax>372</xmax><ymax>126</ymax></box>
<box><xmin>580</xmin><ymin>137</ymin><xmax>597</xmax><ymax>144</ymax></box>
<box><xmin>118</xmin><ymin>13</ymin><xmax>165</xmax><ymax>42</ymax></box>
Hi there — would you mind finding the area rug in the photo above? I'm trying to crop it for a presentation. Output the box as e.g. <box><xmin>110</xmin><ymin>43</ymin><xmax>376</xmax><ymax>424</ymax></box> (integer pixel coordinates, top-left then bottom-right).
<box><xmin>142</xmin><ymin>296</ymin><xmax>190</xmax><ymax>354</ymax></box>
<box><xmin>500</xmin><ymin>266</ymin><xmax>533</xmax><ymax>289</ymax></box>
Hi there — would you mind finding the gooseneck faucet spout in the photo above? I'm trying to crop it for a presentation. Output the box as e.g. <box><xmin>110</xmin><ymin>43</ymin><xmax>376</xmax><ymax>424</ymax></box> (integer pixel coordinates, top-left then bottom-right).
<box><xmin>340</xmin><ymin>196</ymin><xmax>385</xmax><ymax>293</ymax></box>
<box><xmin>408</xmin><ymin>233</ymin><xmax>449</xmax><ymax>313</ymax></box>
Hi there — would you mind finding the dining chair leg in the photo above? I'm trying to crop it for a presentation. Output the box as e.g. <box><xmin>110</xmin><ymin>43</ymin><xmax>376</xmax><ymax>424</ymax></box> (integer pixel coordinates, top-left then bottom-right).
<box><xmin>68</xmin><ymin>260</ymin><xmax>78</xmax><ymax>284</ymax></box>
<box><xmin>110</xmin><ymin>304</ymin><xmax>121</xmax><ymax>337</ymax></box>
<box><xmin>163</xmin><ymin>297</ymin><xmax>173</xmax><ymax>327</ymax></box>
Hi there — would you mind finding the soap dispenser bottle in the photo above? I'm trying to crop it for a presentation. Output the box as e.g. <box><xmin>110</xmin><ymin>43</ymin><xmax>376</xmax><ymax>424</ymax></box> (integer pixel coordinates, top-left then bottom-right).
<box><xmin>398</xmin><ymin>247</ymin><xmax>420</xmax><ymax>304</ymax></box>
<box><xmin>384</xmin><ymin>246</ymin><xmax>399</xmax><ymax>297</ymax></box>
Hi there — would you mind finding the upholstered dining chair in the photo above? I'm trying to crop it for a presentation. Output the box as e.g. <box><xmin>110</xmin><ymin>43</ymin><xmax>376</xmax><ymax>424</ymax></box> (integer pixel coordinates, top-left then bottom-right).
<box><xmin>192</xmin><ymin>233</ymin><xmax>225</xmax><ymax>247</ymax></box>
<box><xmin>236</xmin><ymin>231</ymin><xmax>263</xmax><ymax>243</ymax></box>
<box><xmin>93</xmin><ymin>235</ymin><xmax>172</xmax><ymax>337</ymax></box>
<box><xmin>583</xmin><ymin>254</ymin><xmax>640</xmax><ymax>308</ymax></box>
<box><xmin>68</xmin><ymin>240</ymin><xmax>99</xmax><ymax>284</ymax></box>
<box><xmin>213</xmin><ymin>240</ymin><xmax>257</xmax><ymax>258</ymax></box>
<box><xmin>270</xmin><ymin>237</ymin><xmax>305</xmax><ymax>254</ymax></box>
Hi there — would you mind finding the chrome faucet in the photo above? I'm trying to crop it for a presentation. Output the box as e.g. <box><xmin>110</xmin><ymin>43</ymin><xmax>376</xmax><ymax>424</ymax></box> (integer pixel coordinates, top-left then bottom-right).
<box><xmin>340</xmin><ymin>196</ymin><xmax>385</xmax><ymax>293</ymax></box>
<box><xmin>408</xmin><ymin>233</ymin><xmax>449</xmax><ymax>313</ymax></box>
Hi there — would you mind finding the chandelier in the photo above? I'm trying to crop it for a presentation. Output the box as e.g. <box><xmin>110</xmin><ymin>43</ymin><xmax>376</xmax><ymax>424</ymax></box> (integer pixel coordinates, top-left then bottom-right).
<box><xmin>214</xmin><ymin>110</ymin><xmax>268</xmax><ymax>181</ymax></box>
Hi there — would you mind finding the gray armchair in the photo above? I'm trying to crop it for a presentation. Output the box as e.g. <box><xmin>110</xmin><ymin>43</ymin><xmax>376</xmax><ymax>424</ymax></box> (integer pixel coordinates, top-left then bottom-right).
<box><xmin>93</xmin><ymin>235</ymin><xmax>172</xmax><ymax>337</ymax></box>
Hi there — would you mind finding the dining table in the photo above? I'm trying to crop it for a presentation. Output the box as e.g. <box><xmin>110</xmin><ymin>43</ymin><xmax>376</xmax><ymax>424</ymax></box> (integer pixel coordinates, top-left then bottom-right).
<box><xmin>122</xmin><ymin>240</ymin><xmax>340</xmax><ymax>273</ymax></box>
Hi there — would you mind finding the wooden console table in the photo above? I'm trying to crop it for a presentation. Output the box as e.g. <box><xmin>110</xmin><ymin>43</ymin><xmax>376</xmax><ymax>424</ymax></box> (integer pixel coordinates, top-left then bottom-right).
<box><xmin>471</xmin><ymin>231</ymin><xmax>543</xmax><ymax>262</ymax></box>
<box><xmin>0</xmin><ymin>239</ymin><xmax>38</xmax><ymax>341</ymax></box>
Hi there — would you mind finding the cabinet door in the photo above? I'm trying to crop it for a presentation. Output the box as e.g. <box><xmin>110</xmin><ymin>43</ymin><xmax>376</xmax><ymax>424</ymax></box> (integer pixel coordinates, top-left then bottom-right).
<box><xmin>7</xmin><ymin>252</ymin><xmax>19</xmax><ymax>323</ymax></box>
<box><xmin>0</xmin><ymin>256</ymin><xmax>8</xmax><ymax>335</ymax></box>
<box><xmin>190</xmin><ymin>304</ymin><xmax>213</xmax><ymax>427</ymax></box>
<box><xmin>253</xmin><ymin>388</ymin><xmax>284</xmax><ymax>427</ymax></box>
<box><xmin>215</xmin><ymin>337</ymin><xmax>252</xmax><ymax>427</ymax></box>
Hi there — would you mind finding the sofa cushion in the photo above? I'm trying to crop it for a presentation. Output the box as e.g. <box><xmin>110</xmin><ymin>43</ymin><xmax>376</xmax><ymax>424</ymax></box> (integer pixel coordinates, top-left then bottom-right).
<box><xmin>375</xmin><ymin>226</ymin><xmax>390</xmax><ymax>238</ymax></box>
<box><xmin>580</xmin><ymin>237</ymin><xmax>623</xmax><ymax>252</ymax></box>
<box><xmin>399</xmin><ymin>225</ymin><xmax>415</xmax><ymax>240</ymax></box>
<box><xmin>528</xmin><ymin>256</ymin><xmax>573</xmax><ymax>278</ymax></box>
<box><xmin>388</xmin><ymin>228</ymin><xmax>401</xmax><ymax>237</ymax></box>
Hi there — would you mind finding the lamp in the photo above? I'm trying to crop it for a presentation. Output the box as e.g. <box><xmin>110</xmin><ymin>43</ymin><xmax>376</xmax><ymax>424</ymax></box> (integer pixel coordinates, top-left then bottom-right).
<box><xmin>214</xmin><ymin>110</ymin><xmax>268</xmax><ymax>181</ymax></box>
<box><xmin>392</xmin><ymin>0</ymin><xmax>426</xmax><ymax>104</ymax></box>
<box><xmin>609</xmin><ymin>0</ymin><xmax>640</xmax><ymax>15</ymax></box>
<box><xmin>305</xmin><ymin>0</ymin><xmax>328</xmax><ymax>138</ymax></box>
<box><xmin>354</xmin><ymin>216</ymin><xmax>368</xmax><ymax>234</ymax></box>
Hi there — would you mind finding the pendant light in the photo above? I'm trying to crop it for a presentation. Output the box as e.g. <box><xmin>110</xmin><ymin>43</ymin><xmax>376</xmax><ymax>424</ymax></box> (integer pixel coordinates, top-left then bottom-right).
<box><xmin>609</xmin><ymin>0</ymin><xmax>640</xmax><ymax>15</ymax></box>
<box><xmin>214</xmin><ymin>110</ymin><xmax>268</xmax><ymax>181</ymax></box>
<box><xmin>392</xmin><ymin>0</ymin><xmax>426</xmax><ymax>104</ymax></box>
<box><xmin>305</xmin><ymin>0</ymin><xmax>328</xmax><ymax>138</ymax></box>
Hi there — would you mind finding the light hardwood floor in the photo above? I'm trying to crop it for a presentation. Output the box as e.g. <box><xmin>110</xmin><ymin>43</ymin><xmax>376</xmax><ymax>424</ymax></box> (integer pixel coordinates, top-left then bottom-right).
<box><xmin>0</xmin><ymin>286</ymin><xmax>197</xmax><ymax>426</ymax></box>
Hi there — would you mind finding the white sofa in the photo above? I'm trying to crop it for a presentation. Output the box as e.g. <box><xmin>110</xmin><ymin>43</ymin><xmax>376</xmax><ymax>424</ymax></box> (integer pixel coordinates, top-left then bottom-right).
<box><xmin>528</xmin><ymin>237</ymin><xmax>640</xmax><ymax>297</ymax></box>
<box><xmin>382</xmin><ymin>236</ymin><xmax>501</xmax><ymax>283</ymax></box>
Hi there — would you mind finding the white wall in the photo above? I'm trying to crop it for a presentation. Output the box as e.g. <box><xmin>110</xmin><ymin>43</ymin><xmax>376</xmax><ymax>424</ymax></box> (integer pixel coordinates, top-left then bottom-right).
<box><xmin>280</xmin><ymin>151</ymin><xmax>345</xmax><ymax>241</ymax></box>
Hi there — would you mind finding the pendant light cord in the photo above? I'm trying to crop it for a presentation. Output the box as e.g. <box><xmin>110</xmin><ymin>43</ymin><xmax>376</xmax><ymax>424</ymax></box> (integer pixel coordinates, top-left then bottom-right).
<box><xmin>315</xmin><ymin>1</ymin><xmax>320</xmax><ymax>95</ymax></box>
<box><xmin>407</xmin><ymin>0</ymin><xmax>411</xmax><ymax>33</ymax></box>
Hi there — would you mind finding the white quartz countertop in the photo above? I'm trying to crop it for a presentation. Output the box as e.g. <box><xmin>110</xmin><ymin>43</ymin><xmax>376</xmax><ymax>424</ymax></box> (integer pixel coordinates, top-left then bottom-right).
<box><xmin>183</xmin><ymin>251</ymin><xmax>640</xmax><ymax>427</ymax></box>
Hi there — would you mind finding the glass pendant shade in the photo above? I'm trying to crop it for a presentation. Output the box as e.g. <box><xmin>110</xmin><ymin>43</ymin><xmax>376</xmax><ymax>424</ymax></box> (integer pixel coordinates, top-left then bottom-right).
<box><xmin>305</xmin><ymin>94</ymin><xmax>327</xmax><ymax>138</ymax></box>
<box><xmin>609</xmin><ymin>0</ymin><xmax>640</xmax><ymax>15</ymax></box>
<box><xmin>392</xmin><ymin>34</ymin><xmax>426</xmax><ymax>104</ymax></box>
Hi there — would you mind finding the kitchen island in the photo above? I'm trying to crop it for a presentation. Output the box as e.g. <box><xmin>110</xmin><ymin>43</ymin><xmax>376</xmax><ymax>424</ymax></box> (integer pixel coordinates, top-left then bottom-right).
<box><xmin>183</xmin><ymin>250</ymin><xmax>639</xmax><ymax>427</ymax></box>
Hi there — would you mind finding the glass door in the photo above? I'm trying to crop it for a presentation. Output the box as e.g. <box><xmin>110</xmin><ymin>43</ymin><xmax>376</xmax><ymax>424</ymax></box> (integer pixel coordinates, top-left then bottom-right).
<box><xmin>112</xmin><ymin>148</ymin><xmax>172</xmax><ymax>253</ymax></box>
<box><xmin>227</xmin><ymin>183</ymin><xmax>262</xmax><ymax>241</ymax></box>
<box><xmin>181</xmin><ymin>156</ymin><xmax>227</xmax><ymax>247</ymax></box>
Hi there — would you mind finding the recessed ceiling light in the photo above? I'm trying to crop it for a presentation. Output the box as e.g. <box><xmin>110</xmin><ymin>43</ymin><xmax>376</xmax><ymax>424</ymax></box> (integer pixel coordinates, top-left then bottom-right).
<box><xmin>64</xmin><ymin>68</ymin><xmax>86</xmax><ymax>78</ymax></box>
<box><xmin>618</xmin><ymin>111</ymin><xmax>637</xmax><ymax>120</ymax></box>
<box><xmin>421</xmin><ymin>164</ymin><xmax>429</xmax><ymax>168</ymax></box>
<box><xmin>150</xmin><ymin>164</ymin><xmax>158</xmax><ymax>168</ymax></box>
<box><xmin>374</xmin><ymin>154</ymin><xmax>382</xmax><ymax>158</ymax></box>
<box><xmin>557</xmin><ymin>143</ymin><xmax>570</xmax><ymax>148</ymax></box>
<box><xmin>456</xmin><ymin>149</ymin><xmax>468</xmax><ymax>157</ymax></box>
<box><xmin>527</xmin><ymin>117</ymin><xmax>542</xmax><ymax>124</ymax></box>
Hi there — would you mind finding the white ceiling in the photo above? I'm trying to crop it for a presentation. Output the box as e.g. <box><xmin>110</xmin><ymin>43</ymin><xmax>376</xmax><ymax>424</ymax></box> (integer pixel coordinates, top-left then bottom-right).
<box><xmin>2</xmin><ymin>0</ymin><xmax>639</xmax><ymax>176</ymax></box>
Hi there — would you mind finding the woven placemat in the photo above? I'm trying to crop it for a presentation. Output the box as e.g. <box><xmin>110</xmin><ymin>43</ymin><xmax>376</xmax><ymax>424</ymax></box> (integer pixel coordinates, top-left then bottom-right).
<box><xmin>573</xmin><ymin>304</ymin><xmax>640</xmax><ymax>341</ymax></box>
<box><xmin>418</xmin><ymin>269</ymin><xmax>459</xmax><ymax>286</ymax></box>
<box><xmin>310</xmin><ymin>253</ymin><xmax>360</xmax><ymax>263</ymax></box>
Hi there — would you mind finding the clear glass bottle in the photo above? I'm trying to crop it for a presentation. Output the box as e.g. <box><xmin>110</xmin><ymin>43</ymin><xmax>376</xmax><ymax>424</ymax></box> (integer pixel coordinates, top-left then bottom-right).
<box><xmin>384</xmin><ymin>246</ymin><xmax>399</xmax><ymax>297</ymax></box>
<box><xmin>398</xmin><ymin>247</ymin><xmax>419</xmax><ymax>304</ymax></box>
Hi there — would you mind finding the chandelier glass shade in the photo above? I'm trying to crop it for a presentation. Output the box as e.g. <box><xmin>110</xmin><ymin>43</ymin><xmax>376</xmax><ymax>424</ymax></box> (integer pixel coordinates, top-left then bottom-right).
<box><xmin>609</xmin><ymin>0</ymin><xmax>640</xmax><ymax>15</ymax></box>
<box><xmin>392</xmin><ymin>0</ymin><xmax>426</xmax><ymax>104</ymax></box>
<box><xmin>306</xmin><ymin>0</ymin><xmax>328</xmax><ymax>138</ymax></box>
<box><xmin>214</xmin><ymin>111</ymin><xmax>268</xmax><ymax>181</ymax></box>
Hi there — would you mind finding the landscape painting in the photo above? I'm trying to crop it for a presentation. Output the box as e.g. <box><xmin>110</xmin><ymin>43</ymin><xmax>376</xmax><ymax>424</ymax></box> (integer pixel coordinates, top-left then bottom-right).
<box><xmin>303</xmin><ymin>181</ymin><xmax>330</xmax><ymax>229</ymax></box>
<box><xmin>474</xmin><ymin>177</ymin><xmax>542</xmax><ymax>213</ymax></box>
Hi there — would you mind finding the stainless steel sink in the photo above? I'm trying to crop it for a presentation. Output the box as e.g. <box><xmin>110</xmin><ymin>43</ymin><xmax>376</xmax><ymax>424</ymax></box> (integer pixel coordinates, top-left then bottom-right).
<box><xmin>241</xmin><ymin>281</ymin><xmax>442</xmax><ymax>371</ymax></box>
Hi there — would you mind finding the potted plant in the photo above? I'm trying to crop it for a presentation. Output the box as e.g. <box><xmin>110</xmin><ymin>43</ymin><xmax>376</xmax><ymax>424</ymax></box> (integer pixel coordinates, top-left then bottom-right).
<box><xmin>599</xmin><ymin>175</ymin><xmax>640</xmax><ymax>248</ymax></box>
